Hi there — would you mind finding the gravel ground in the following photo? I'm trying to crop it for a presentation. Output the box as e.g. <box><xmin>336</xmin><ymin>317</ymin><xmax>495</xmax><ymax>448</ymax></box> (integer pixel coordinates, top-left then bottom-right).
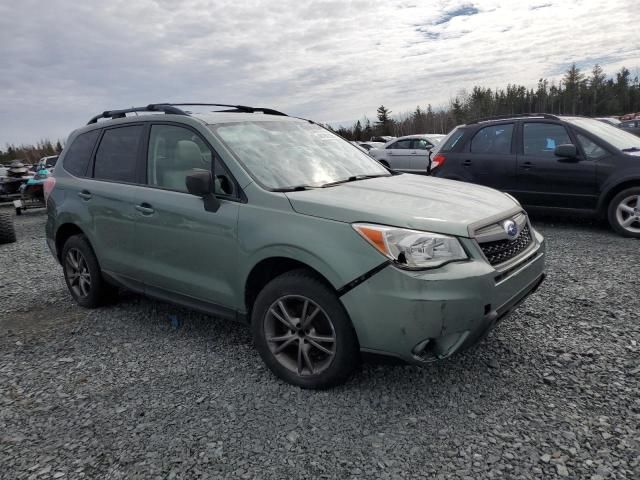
<box><xmin>1</xmin><ymin>208</ymin><xmax>638</xmax><ymax>480</ymax></box>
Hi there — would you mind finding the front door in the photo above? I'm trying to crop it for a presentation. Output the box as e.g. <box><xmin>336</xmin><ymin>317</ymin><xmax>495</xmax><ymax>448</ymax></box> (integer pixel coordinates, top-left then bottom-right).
<box><xmin>409</xmin><ymin>138</ymin><xmax>433</xmax><ymax>174</ymax></box>
<box><xmin>134</xmin><ymin>123</ymin><xmax>241</xmax><ymax>311</ymax></box>
<box><xmin>516</xmin><ymin>122</ymin><xmax>597</xmax><ymax>208</ymax></box>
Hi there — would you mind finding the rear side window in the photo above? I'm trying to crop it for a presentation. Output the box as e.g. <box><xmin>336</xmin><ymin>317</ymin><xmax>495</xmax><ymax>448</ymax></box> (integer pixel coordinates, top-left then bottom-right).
<box><xmin>471</xmin><ymin>124</ymin><xmax>513</xmax><ymax>154</ymax></box>
<box><xmin>523</xmin><ymin>123</ymin><xmax>572</xmax><ymax>156</ymax></box>
<box><xmin>93</xmin><ymin>126</ymin><xmax>143</xmax><ymax>183</ymax></box>
<box><xmin>439</xmin><ymin>129</ymin><xmax>465</xmax><ymax>152</ymax></box>
<box><xmin>63</xmin><ymin>130</ymin><xmax>100</xmax><ymax>177</ymax></box>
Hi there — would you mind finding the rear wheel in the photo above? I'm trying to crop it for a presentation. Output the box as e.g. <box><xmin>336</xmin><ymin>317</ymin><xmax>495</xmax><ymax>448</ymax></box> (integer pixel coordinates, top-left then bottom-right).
<box><xmin>251</xmin><ymin>270</ymin><xmax>359</xmax><ymax>389</ymax></box>
<box><xmin>0</xmin><ymin>211</ymin><xmax>17</xmax><ymax>244</ymax></box>
<box><xmin>61</xmin><ymin>235</ymin><xmax>116</xmax><ymax>308</ymax></box>
<box><xmin>608</xmin><ymin>187</ymin><xmax>640</xmax><ymax>238</ymax></box>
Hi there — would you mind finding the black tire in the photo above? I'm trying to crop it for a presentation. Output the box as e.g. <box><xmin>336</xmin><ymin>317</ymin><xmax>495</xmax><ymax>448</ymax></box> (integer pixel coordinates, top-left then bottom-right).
<box><xmin>251</xmin><ymin>269</ymin><xmax>359</xmax><ymax>389</ymax></box>
<box><xmin>0</xmin><ymin>211</ymin><xmax>17</xmax><ymax>244</ymax></box>
<box><xmin>61</xmin><ymin>234</ymin><xmax>117</xmax><ymax>308</ymax></box>
<box><xmin>607</xmin><ymin>187</ymin><xmax>640</xmax><ymax>238</ymax></box>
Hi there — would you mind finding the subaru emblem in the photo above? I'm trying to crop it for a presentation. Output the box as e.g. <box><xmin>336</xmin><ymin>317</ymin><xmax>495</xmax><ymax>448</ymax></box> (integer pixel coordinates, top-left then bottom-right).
<box><xmin>503</xmin><ymin>220</ymin><xmax>518</xmax><ymax>240</ymax></box>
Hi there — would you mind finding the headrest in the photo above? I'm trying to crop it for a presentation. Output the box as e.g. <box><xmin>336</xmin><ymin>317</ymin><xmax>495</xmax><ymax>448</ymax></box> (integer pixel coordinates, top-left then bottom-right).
<box><xmin>174</xmin><ymin>140</ymin><xmax>203</xmax><ymax>168</ymax></box>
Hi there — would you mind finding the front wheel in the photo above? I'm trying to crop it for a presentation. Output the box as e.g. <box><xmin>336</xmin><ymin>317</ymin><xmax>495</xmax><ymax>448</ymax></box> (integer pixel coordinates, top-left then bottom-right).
<box><xmin>251</xmin><ymin>270</ymin><xmax>359</xmax><ymax>389</ymax></box>
<box><xmin>608</xmin><ymin>187</ymin><xmax>640</xmax><ymax>238</ymax></box>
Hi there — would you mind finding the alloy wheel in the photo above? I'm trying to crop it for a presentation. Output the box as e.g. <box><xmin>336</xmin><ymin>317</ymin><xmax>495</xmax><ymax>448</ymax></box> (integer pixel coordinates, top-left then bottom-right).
<box><xmin>264</xmin><ymin>295</ymin><xmax>336</xmax><ymax>376</ymax></box>
<box><xmin>615</xmin><ymin>194</ymin><xmax>640</xmax><ymax>234</ymax></box>
<box><xmin>65</xmin><ymin>248</ymin><xmax>92</xmax><ymax>298</ymax></box>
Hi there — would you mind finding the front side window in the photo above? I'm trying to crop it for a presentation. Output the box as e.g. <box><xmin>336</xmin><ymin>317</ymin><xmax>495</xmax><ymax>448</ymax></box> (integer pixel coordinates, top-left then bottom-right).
<box><xmin>211</xmin><ymin>121</ymin><xmax>389</xmax><ymax>190</ymax></box>
<box><xmin>470</xmin><ymin>124</ymin><xmax>513</xmax><ymax>154</ymax></box>
<box><xmin>63</xmin><ymin>130</ymin><xmax>100</xmax><ymax>177</ymax></box>
<box><xmin>577</xmin><ymin>134</ymin><xmax>607</xmax><ymax>160</ymax></box>
<box><xmin>413</xmin><ymin>139</ymin><xmax>432</xmax><ymax>150</ymax></box>
<box><xmin>147</xmin><ymin>125</ymin><xmax>212</xmax><ymax>193</ymax></box>
<box><xmin>523</xmin><ymin>123</ymin><xmax>572</xmax><ymax>157</ymax></box>
<box><xmin>93</xmin><ymin>126</ymin><xmax>143</xmax><ymax>182</ymax></box>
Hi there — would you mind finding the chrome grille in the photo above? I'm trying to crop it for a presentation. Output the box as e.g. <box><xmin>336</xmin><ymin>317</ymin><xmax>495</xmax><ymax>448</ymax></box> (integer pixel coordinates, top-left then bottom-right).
<box><xmin>479</xmin><ymin>225</ymin><xmax>532</xmax><ymax>266</ymax></box>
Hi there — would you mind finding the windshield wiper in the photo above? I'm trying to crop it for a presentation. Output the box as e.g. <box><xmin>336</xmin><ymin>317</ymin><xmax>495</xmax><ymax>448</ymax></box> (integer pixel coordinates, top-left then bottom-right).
<box><xmin>622</xmin><ymin>147</ymin><xmax>640</xmax><ymax>152</ymax></box>
<box><xmin>319</xmin><ymin>174</ymin><xmax>389</xmax><ymax>188</ymax></box>
<box><xmin>272</xmin><ymin>184</ymin><xmax>319</xmax><ymax>192</ymax></box>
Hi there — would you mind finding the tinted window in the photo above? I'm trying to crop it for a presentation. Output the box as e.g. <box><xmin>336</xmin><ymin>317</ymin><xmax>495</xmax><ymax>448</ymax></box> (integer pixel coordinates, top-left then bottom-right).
<box><xmin>471</xmin><ymin>124</ymin><xmax>513</xmax><ymax>154</ymax></box>
<box><xmin>439</xmin><ymin>129</ymin><xmax>464</xmax><ymax>152</ymax></box>
<box><xmin>94</xmin><ymin>126</ymin><xmax>142</xmax><ymax>182</ymax></box>
<box><xmin>577</xmin><ymin>134</ymin><xmax>607</xmax><ymax>160</ymax></box>
<box><xmin>621</xmin><ymin>121</ymin><xmax>636</xmax><ymax>128</ymax></box>
<box><xmin>523</xmin><ymin>123</ymin><xmax>572</xmax><ymax>156</ymax></box>
<box><xmin>389</xmin><ymin>139</ymin><xmax>412</xmax><ymax>149</ymax></box>
<box><xmin>63</xmin><ymin>130</ymin><xmax>100</xmax><ymax>177</ymax></box>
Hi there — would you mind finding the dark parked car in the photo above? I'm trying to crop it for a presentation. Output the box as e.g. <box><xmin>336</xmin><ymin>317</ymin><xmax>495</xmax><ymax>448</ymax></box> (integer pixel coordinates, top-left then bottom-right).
<box><xmin>619</xmin><ymin>119</ymin><xmax>640</xmax><ymax>137</ymax></box>
<box><xmin>430</xmin><ymin>114</ymin><xmax>640</xmax><ymax>237</ymax></box>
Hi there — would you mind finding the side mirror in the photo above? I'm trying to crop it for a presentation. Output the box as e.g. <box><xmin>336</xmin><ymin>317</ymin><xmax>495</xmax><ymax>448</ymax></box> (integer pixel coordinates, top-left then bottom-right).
<box><xmin>186</xmin><ymin>169</ymin><xmax>220</xmax><ymax>212</ymax></box>
<box><xmin>554</xmin><ymin>144</ymin><xmax>577</xmax><ymax>159</ymax></box>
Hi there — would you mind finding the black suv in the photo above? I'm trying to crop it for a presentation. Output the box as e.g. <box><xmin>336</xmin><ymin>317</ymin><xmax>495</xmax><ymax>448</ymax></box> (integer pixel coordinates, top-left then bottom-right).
<box><xmin>430</xmin><ymin>114</ymin><xmax>640</xmax><ymax>237</ymax></box>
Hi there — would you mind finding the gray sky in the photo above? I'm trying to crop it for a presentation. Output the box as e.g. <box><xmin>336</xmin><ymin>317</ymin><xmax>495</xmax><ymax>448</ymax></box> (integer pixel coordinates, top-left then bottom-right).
<box><xmin>1</xmin><ymin>0</ymin><xmax>639</xmax><ymax>146</ymax></box>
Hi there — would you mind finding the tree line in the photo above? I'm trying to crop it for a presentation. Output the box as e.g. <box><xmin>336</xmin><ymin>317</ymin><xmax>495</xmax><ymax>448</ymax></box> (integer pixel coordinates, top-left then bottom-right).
<box><xmin>0</xmin><ymin>139</ymin><xmax>63</xmax><ymax>165</ymax></box>
<box><xmin>333</xmin><ymin>64</ymin><xmax>640</xmax><ymax>141</ymax></box>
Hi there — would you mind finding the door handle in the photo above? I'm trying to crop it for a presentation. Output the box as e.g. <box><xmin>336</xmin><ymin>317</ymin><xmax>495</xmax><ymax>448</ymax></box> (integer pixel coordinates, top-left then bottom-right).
<box><xmin>521</xmin><ymin>161</ymin><xmax>534</xmax><ymax>170</ymax></box>
<box><xmin>463</xmin><ymin>160</ymin><xmax>472</xmax><ymax>167</ymax></box>
<box><xmin>135</xmin><ymin>203</ymin><xmax>155</xmax><ymax>215</ymax></box>
<box><xmin>410</xmin><ymin>151</ymin><xmax>417</xmax><ymax>155</ymax></box>
<box><xmin>77</xmin><ymin>190</ymin><xmax>92</xmax><ymax>200</ymax></box>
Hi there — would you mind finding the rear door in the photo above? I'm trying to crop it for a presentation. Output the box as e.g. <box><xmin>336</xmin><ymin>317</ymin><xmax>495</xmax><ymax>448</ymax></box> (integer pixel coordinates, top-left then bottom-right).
<box><xmin>516</xmin><ymin>121</ymin><xmax>597</xmax><ymax>208</ymax></box>
<box><xmin>86</xmin><ymin>124</ymin><xmax>144</xmax><ymax>280</ymax></box>
<box><xmin>134</xmin><ymin>123</ymin><xmax>241</xmax><ymax>311</ymax></box>
<box><xmin>384</xmin><ymin>138</ymin><xmax>413</xmax><ymax>171</ymax></box>
<box><xmin>465</xmin><ymin>122</ymin><xmax>516</xmax><ymax>191</ymax></box>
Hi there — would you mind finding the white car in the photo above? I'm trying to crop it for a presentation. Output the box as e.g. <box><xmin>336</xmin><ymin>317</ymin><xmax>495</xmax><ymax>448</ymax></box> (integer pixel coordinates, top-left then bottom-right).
<box><xmin>368</xmin><ymin>134</ymin><xmax>445</xmax><ymax>173</ymax></box>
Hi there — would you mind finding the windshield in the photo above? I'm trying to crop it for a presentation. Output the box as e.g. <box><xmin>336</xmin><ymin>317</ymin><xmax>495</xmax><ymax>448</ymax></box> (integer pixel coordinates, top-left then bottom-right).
<box><xmin>211</xmin><ymin>121</ymin><xmax>390</xmax><ymax>190</ymax></box>
<box><xmin>564</xmin><ymin>117</ymin><xmax>640</xmax><ymax>151</ymax></box>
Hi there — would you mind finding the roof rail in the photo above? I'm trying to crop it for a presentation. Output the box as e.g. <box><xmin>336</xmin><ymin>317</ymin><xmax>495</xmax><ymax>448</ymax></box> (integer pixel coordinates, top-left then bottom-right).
<box><xmin>161</xmin><ymin>103</ymin><xmax>288</xmax><ymax>116</ymax></box>
<box><xmin>87</xmin><ymin>103</ymin><xmax>288</xmax><ymax>125</ymax></box>
<box><xmin>466</xmin><ymin>113</ymin><xmax>560</xmax><ymax>125</ymax></box>
<box><xmin>87</xmin><ymin>104</ymin><xmax>188</xmax><ymax>124</ymax></box>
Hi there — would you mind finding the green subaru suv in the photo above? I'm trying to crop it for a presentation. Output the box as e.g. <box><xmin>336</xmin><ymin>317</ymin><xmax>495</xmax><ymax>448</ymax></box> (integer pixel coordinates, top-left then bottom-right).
<box><xmin>45</xmin><ymin>103</ymin><xmax>545</xmax><ymax>388</ymax></box>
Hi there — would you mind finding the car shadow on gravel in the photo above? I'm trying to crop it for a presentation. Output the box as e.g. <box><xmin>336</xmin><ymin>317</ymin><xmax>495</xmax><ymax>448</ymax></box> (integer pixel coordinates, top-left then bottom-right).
<box><xmin>106</xmin><ymin>290</ymin><xmax>528</xmax><ymax>400</ymax></box>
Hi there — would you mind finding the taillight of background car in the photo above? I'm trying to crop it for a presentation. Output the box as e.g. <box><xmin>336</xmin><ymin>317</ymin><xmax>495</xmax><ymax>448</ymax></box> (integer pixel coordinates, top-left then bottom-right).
<box><xmin>431</xmin><ymin>154</ymin><xmax>447</xmax><ymax>169</ymax></box>
<box><xmin>43</xmin><ymin>176</ymin><xmax>56</xmax><ymax>204</ymax></box>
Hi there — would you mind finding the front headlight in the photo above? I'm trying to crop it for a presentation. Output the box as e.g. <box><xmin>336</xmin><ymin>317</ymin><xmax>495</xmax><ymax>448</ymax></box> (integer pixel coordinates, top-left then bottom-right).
<box><xmin>353</xmin><ymin>223</ymin><xmax>468</xmax><ymax>269</ymax></box>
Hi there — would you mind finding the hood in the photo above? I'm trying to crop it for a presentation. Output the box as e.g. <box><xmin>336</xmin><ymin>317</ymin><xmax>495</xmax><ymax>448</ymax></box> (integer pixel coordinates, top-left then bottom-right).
<box><xmin>285</xmin><ymin>175</ymin><xmax>520</xmax><ymax>237</ymax></box>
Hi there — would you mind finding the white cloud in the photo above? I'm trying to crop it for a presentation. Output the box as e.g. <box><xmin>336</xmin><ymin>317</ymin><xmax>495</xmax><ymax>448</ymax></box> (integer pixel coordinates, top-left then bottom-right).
<box><xmin>0</xmin><ymin>0</ymin><xmax>638</xmax><ymax>144</ymax></box>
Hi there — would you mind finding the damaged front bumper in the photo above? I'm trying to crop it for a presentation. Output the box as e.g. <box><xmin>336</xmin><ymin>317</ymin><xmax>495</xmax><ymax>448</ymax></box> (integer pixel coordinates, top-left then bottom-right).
<box><xmin>341</xmin><ymin>230</ymin><xmax>546</xmax><ymax>365</ymax></box>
